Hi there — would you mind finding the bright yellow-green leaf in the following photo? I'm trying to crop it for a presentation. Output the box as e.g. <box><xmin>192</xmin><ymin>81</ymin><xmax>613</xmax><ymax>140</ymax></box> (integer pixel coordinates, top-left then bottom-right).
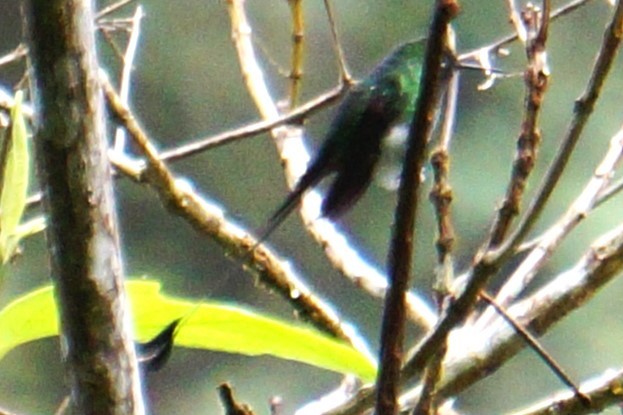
<box><xmin>0</xmin><ymin>91</ymin><xmax>30</xmax><ymax>263</ymax></box>
<box><xmin>0</xmin><ymin>280</ymin><xmax>377</xmax><ymax>381</ymax></box>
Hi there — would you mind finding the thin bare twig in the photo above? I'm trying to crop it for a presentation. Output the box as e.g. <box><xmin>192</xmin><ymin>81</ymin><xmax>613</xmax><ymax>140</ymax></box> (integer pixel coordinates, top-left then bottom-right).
<box><xmin>516</xmin><ymin>172</ymin><xmax>623</xmax><ymax>254</ymax></box>
<box><xmin>479</xmin><ymin>291</ymin><xmax>588</xmax><ymax>405</ymax></box>
<box><xmin>158</xmin><ymin>85</ymin><xmax>345</xmax><ymax>163</ymax></box>
<box><xmin>287</xmin><ymin>0</ymin><xmax>304</xmax><ymax>108</ymax></box>
<box><xmin>96</xmin><ymin>0</ymin><xmax>134</xmax><ymax>20</ymax></box>
<box><xmin>113</xmin><ymin>5</ymin><xmax>144</xmax><ymax>154</ymax></box>
<box><xmin>15</xmin><ymin>86</ymin><xmax>346</xmax><ymax>211</ymax></box>
<box><xmin>429</xmin><ymin>141</ymin><xmax>456</xmax><ymax>300</ymax></box>
<box><xmin>54</xmin><ymin>396</ymin><xmax>70</xmax><ymax>415</ymax></box>
<box><xmin>411</xmin><ymin>343</ymin><xmax>447</xmax><ymax>415</ymax></box>
<box><xmin>430</xmin><ymin>34</ymin><xmax>460</xmax><ymax>301</ymax></box>
<box><xmin>323</xmin><ymin>0</ymin><xmax>352</xmax><ymax>83</ymax></box>
<box><xmin>0</xmin><ymin>44</ymin><xmax>27</xmax><ymax>68</ymax></box>
<box><xmin>597</xmin><ymin>175</ymin><xmax>623</xmax><ymax>203</ymax></box>
<box><xmin>506</xmin><ymin>0</ymin><xmax>528</xmax><ymax>42</ymax></box>
<box><xmin>486</xmin><ymin>1</ymin><xmax>551</xmax><ymax>250</ymax></box>
<box><xmin>419</xmin><ymin>31</ymin><xmax>461</xmax><ymax>415</ymax></box>
<box><xmin>99</xmin><ymin>27</ymin><xmax>126</xmax><ymax>62</ymax></box>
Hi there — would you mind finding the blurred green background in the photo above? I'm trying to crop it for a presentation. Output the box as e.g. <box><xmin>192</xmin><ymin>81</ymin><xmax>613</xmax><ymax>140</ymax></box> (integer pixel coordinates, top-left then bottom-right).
<box><xmin>1</xmin><ymin>0</ymin><xmax>623</xmax><ymax>413</ymax></box>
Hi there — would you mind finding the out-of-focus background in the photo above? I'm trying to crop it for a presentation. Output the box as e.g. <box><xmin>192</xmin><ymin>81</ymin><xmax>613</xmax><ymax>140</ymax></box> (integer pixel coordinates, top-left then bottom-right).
<box><xmin>1</xmin><ymin>0</ymin><xmax>623</xmax><ymax>413</ymax></box>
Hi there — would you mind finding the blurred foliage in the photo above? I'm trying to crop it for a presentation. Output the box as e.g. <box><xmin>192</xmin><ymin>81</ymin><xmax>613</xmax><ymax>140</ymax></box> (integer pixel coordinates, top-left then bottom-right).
<box><xmin>1</xmin><ymin>0</ymin><xmax>623</xmax><ymax>414</ymax></box>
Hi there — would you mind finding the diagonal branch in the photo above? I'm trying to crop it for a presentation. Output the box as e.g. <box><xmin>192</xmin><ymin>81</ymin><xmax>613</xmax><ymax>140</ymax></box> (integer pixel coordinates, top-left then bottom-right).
<box><xmin>480</xmin><ymin>111</ymin><xmax>623</xmax><ymax>322</ymax></box>
<box><xmin>102</xmin><ymin>75</ymin><xmax>372</xmax><ymax>355</ymax></box>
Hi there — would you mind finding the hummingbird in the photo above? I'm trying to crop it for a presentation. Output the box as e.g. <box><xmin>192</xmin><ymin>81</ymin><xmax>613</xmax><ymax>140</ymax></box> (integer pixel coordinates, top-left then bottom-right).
<box><xmin>254</xmin><ymin>39</ymin><xmax>428</xmax><ymax>246</ymax></box>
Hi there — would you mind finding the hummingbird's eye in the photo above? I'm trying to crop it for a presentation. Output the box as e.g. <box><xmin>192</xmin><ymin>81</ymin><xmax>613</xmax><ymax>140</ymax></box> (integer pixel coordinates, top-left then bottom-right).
<box><xmin>379</xmin><ymin>77</ymin><xmax>401</xmax><ymax>99</ymax></box>
<box><xmin>389</xmin><ymin>77</ymin><xmax>401</xmax><ymax>91</ymax></box>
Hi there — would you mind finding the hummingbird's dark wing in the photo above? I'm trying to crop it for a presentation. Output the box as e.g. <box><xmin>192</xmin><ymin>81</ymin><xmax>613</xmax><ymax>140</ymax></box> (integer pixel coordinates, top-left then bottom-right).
<box><xmin>254</xmin><ymin>86</ymin><xmax>402</xmax><ymax>248</ymax></box>
<box><xmin>252</xmin><ymin>87</ymin><xmax>372</xmax><ymax>247</ymax></box>
<box><xmin>321</xmin><ymin>89</ymin><xmax>402</xmax><ymax>218</ymax></box>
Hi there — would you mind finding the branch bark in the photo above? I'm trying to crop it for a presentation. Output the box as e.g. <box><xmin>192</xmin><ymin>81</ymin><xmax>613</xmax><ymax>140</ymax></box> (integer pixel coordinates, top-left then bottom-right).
<box><xmin>24</xmin><ymin>0</ymin><xmax>144</xmax><ymax>413</ymax></box>
<box><xmin>375</xmin><ymin>2</ymin><xmax>459</xmax><ymax>414</ymax></box>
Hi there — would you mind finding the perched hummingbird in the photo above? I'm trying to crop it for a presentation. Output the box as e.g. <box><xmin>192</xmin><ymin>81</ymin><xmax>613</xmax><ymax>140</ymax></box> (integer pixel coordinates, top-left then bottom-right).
<box><xmin>255</xmin><ymin>39</ymin><xmax>427</xmax><ymax>245</ymax></box>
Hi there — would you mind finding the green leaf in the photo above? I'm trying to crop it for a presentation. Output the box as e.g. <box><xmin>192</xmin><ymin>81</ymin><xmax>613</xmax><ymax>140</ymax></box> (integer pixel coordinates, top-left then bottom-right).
<box><xmin>0</xmin><ymin>91</ymin><xmax>30</xmax><ymax>263</ymax></box>
<box><xmin>0</xmin><ymin>280</ymin><xmax>377</xmax><ymax>381</ymax></box>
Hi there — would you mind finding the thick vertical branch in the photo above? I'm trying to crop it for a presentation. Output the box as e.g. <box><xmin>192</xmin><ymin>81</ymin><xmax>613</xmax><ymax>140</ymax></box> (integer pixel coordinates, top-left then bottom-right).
<box><xmin>25</xmin><ymin>0</ymin><xmax>144</xmax><ymax>413</ymax></box>
<box><xmin>374</xmin><ymin>2</ymin><xmax>459</xmax><ymax>414</ymax></box>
